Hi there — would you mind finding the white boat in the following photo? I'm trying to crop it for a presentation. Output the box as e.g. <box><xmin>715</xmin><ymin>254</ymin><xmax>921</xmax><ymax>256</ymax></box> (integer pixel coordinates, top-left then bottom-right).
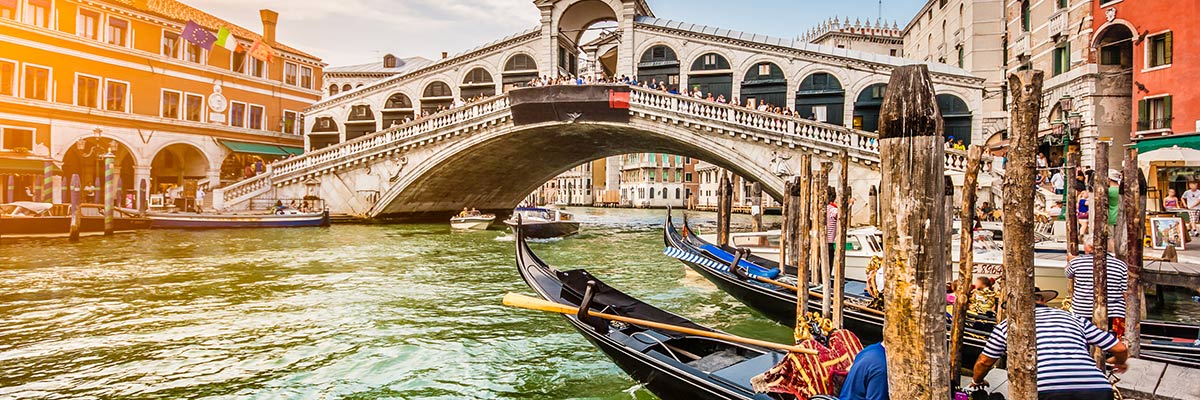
<box><xmin>450</xmin><ymin>214</ymin><xmax>495</xmax><ymax>230</ymax></box>
<box><xmin>702</xmin><ymin>226</ymin><xmax>1072</xmax><ymax>294</ymax></box>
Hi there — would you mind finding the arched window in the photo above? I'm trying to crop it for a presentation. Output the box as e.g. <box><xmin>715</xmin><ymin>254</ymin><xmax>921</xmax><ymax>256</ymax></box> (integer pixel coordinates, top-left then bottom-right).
<box><xmin>463</xmin><ymin>68</ymin><xmax>494</xmax><ymax>85</ymax></box>
<box><xmin>342</xmin><ymin>84</ymin><xmax>352</xmax><ymax>92</ymax></box>
<box><xmin>504</xmin><ymin>54</ymin><xmax>537</xmax><ymax>72</ymax></box>
<box><xmin>461</xmin><ymin>68</ymin><xmax>496</xmax><ymax>99</ymax></box>
<box><xmin>853</xmin><ymin>83</ymin><xmax>888</xmax><ymax>133</ymax></box>
<box><xmin>329</xmin><ymin>84</ymin><xmax>339</xmax><ymax>96</ymax></box>
<box><xmin>308</xmin><ymin>116</ymin><xmax>339</xmax><ymax>150</ymax></box>
<box><xmin>741</xmin><ymin>62</ymin><xmax>787</xmax><ymax>108</ymax></box>
<box><xmin>690</xmin><ymin>53</ymin><xmax>731</xmax><ymax>71</ymax></box>
<box><xmin>937</xmin><ymin>94</ymin><xmax>972</xmax><ymax>144</ymax></box>
<box><xmin>423</xmin><ymin>81</ymin><xmax>452</xmax><ymax>98</ymax></box>
<box><xmin>637</xmin><ymin>45</ymin><xmax>681</xmax><ymax>91</ymax></box>
<box><xmin>502</xmin><ymin>54</ymin><xmax>538</xmax><ymax>90</ymax></box>
<box><xmin>384</xmin><ymin>93</ymin><xmax>412</xmax><ymax>109</ymax></box>
<box><xmin>383</xmin><ymin>54</ymin><xmax>398</xmax><ymax>69</ymax></box>
<box><xmin>311</xmin><ymin>117</ymin><xmax>338</xmax><ymax>132</ymax></box>
<box><xmin>687</xmin><ymin>53</ymin><xmax>733</xmax><ymax>100</ymax></box>
<box><xmin>1021</xmin><ymin>0</ymin><xmax>1031</xmax><ymax>31</ymax></box>
<box><xmin>795</xmin><ymin>72</ymin><xmax>845</xmax><ymax>125</ymax></box>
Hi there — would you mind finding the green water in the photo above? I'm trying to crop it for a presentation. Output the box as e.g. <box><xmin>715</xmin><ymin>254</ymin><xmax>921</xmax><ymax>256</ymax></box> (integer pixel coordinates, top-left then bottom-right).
<box><xmin>0</xmin><ymin>208</ymin><xmax>790</xmax><ymax>399</ymax></box>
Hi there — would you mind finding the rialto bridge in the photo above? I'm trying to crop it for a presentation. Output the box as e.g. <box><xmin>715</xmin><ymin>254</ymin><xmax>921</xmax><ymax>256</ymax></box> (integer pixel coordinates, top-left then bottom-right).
<box><xmin>213</xmin><ymin>0</ymin><xmax>987</xmax><ymax>219</ymax></box>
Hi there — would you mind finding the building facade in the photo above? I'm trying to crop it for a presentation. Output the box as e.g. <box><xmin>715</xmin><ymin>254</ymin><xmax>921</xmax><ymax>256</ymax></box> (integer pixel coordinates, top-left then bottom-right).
<box><xmin>902</xmin><ymin>0</ymin><xmax>1006</xmax><ymax>146</ymax></box>
<box><xmin>322</xmin><ymin>54</ymin><xmax>432</xmax><ymax>98</ymax></box>
<box><xmin>0</xmin><ymin>0</ymin><xmax>322</xmax><ymax>205</ymax></box>
<box><xmin>618</xmin><ymin>153</ymin><xmax>696</xmax><ymax>208</ymax></box>
<box><xmin>800</xmin><ymin>17</ymin><xmax>904</xmax><ymax>58</ymax></box>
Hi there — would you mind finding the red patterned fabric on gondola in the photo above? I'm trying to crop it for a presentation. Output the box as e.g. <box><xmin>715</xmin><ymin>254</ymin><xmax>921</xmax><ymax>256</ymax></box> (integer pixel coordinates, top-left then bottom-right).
<box><xmin>750</xmin><ymin>330</ymin><xmax>864</xmax><ymax>399</ymax></box>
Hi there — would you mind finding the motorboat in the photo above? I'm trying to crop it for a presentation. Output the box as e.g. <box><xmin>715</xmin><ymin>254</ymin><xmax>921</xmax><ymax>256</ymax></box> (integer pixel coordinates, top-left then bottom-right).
<box><xmin>148</xmin><ymin>208</ymin><xmax>329</xmax><ymax>229</ymax></box>
<box><xmin>0</xmin><ymin>202</ymin><xmax>150</xmax><ymax>238</ymax></box>
<box><xmin>450</xmin><ymin>213</ymin><xmax>495</xmax><ymax>230</ymax></box>
<box><xmin>504</xmin><ymin>207</ymin><xmax>580</xmax><ymax>239</ymax></box>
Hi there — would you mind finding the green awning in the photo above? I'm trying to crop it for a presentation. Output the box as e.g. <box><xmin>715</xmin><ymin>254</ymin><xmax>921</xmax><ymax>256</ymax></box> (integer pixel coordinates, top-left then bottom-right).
<box><xmin>0</xmin><ymin>156</ymin><xmax>60</xmax><ymax>174</ymax></box>
<box><xmin>1134</xmin><ymin>134</ymin><xmax>1200</xmax><ymax>153</ymax></box>
<box><xmin>219</xmin><ymin>140</ymin><xmax>290</xmax><ymax>156</ymax></box>
<box><xmin>279</xmin><ymin>146</ymin><xmax>304</xmax><ymax>156</ymax></box>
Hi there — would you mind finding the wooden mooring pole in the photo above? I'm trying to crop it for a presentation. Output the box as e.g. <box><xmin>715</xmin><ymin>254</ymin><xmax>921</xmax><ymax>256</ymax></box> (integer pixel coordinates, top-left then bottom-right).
<box><xmin>791</xmin><ymin>175</ymin><xmax>809</xmax><ymax>344</ymax></box>
<box><xmin>1003</xmin><ymin>70</ymin><xmax>1044</xmax><ymax>400</ymax></box>
<box><xmin>751</xmin><ymin>182</ymin><xmax>763</xmax><ymax>233</ymax></box>
<box><xmin>797</xmin><ymin>154</ymin><xmax>813</xmax><ymax>287</ymax></box>
<box><xmin>1066</xmin><ymin>151</ymin><xmax>1081</xmax><ymax>257</ymax></box>
<box><xmin>1092</xmin><ymin>140</ymin><xmax>1111</xmax><ymax>368</ymax></box>
<box><xmin>717</xmin><ymin>172</ymin><xmax>732</xmax><ymax>247</ymax></box>
<box><xmin>780</xmin><ymin>180</ymin><xmax>792</xmax><ymax>271</ymax></box>
<box><xmin>868</xmin><ymin>185</ymin><xmax>879</xmax><ymax>227</ymax></box>
<box><xmin>949</xmin><ymin>145</ymin><xmax>984</xmax><ymax>385</ymax></box>
<box><xmin>832</xmin><ymin>150</ymin><xmax>850</xmax><ymax>329</ymax></box>
<box><xmin>1122</xmin><ymin>148</ymin><xmax>1145</xmax><ymax>355</ymax></box>
<box><xmin>877</xmin><ymin>64</ymin><xmax>950</xmax><ymax>400</ymax></box>
<box><xmin>816</xmin><ymin>162</ymin><xmax>833</xmax><ymax>319</ymax></box>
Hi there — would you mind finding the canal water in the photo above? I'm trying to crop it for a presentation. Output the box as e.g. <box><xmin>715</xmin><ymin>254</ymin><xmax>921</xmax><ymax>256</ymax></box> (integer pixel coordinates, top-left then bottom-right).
<box><xmin>0</xmin><ymin>208</ymin><xmax>789</xmax><ymax>399</ymax></box>
<box><xmin>2</xmin><ymin>207</ymin><xmax>1196</xmax><ymax>399</ymax></box>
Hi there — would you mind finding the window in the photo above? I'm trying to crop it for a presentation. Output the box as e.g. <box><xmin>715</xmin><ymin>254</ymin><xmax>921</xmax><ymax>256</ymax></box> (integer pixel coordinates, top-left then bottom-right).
<box><xmin>184</xmin><ymin>42</ymin><xmax>204</xmax><ymax>64</ymax></box>
<box><xmin>231</xmin><ymin>50</ymin><xmax>247</xmax><ymax>73</ymax></box>
<box><xmin>229</xmin><ymin>101</ymin><xmax>246</xmax><ymax>128</ymax></box>
<box><xmin>284</xmin><ymin>62</ymin><xmax>298</xmax><ymax>86</ymax></box>
<box><xmin>184</xmin><ymin>93</ymin><xmax>203</xmax><ymax>122</ymax></box>
<box><xmin>22</xmin><ymin>65</ymin><xmax>50</xmax><ymax>101</ymax></box>
<box><xmin>23</xmin><ymin>0</ymin><xmax>49</xmax><ymax>28</ymax></box>
<box><xmin>757</xmin><ymin>64</ymin><xmax>771</xmax><ymax>76</ymax></box>
<box><xmin>75</xmin><ymin>75</ymin><xmax>99</xmax><ymax>108</ymax></box>
<box><xmin>939</xmin><ymin>0</ymin><xmax>946</xmax><ymax>7</ymax></box>
<box><xmin>1057</xmin><ymin>0</ymin><xmax>1067</xmax><ymax>8</ymax></box>
<box><xmin>1020</xmin><ymin>0</ymin><xmax>1030</xmax><ymax>32</ymax></box>
<box><xmin>104</xmin><ymin>80</ymin><xmax>128</xmax><ymax>112</ymax></box>
<box><xmin>248</xmin><ymin>104</ymin><xmax>264</xmax><ymax>130</ymax></box>
<box><xmin>889</xmin><ymin>49</ymin><xmax>898</xmax><ymax>57</ymax></box>
<box><xmin>77</xmin><ymin>9</ymin><xmax>100</xmax><ymax>40</ymax></box>
<box><xmin>248</xmin><ymin>59</ymin><xmax>265</xmax><ymax>78</ymax></box>
<box><xmin>300</xmin><ymin>66</ymin><xmax>313</xmax><ymax>89</ymax></box>
<box><xmin>1148</xmin><ymin>32</ymin><xmax>1173</xmax><ymax>68</ymax></box>
<box><xmin>106</xmin><ymin>17</ymin><xmax>129</xmax><ymax>46</ymax></box>
<box><xmin>1</xmin><ymin>60</ymin><xmax>16</xmax><ymax>96</ymax></box>
<box><xmin>685</xmin><ymin>172</ymin><xmax>693</xmax><ymax>182</ymax></box>
<box><xmin>1052</xmin><ymin>43</ymin><xmax>1070</xmax><ymax>76</ymax></box>
<box><xmin>162</xmin><ymin>31</ymin><xmax>180</xmax><ymax>58</ymax></box>
<box><xmin>1</xmin><ymin>127</ymin><xmax>33</xmax><ymax>150</ymax></box>
<box><xmin>161</xmin><ymin>90</ymin><xmax>181</xmax><ymax>119</ymax></box>
<box><xmin>0</xmin><ymin>0</ymin><xmax>15</xmax><ymax>20</ymax></box>
<box><xmin>958</xmin><ymin>46</ymin><xmax>965</xmax><ymax>68</ymax></box>
<box><xmin>283</xmin><ymin>110</ymin><xmax>299</xmax><ymax>134</ymax></box>
<box><xmin>1138</xmin><ymin>96</ymin><xmax>1172</xmax><ymax>131</ymax></box>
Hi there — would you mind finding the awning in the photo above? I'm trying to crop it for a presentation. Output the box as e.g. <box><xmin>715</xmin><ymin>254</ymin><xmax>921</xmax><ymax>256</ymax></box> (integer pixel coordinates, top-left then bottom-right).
<box><xmin>219</xmin><ymin>140</ymin><xmax>291</xmax><ymax>157</ymax></box>
<box><xmin>280</xmin><ymin>146</ymin><xmax>304</xmax><ymax>156</ymax></box>
<box><xmin>1134</xmin><ymin>133</ymin><xmax>1200</xmax><ymax>153</ymax></box>
<box><xmin>0</xmin><ymin>156</ymin><xmax>60</xmax><ymax>175</ymax></box>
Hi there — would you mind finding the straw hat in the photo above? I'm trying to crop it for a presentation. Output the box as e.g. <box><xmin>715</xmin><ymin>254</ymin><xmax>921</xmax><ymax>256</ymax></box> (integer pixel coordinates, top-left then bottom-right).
<box><xmin>1034</xmin><ymin>287</ymin><xmax>1059</xmax><ymax>302</ymax></box>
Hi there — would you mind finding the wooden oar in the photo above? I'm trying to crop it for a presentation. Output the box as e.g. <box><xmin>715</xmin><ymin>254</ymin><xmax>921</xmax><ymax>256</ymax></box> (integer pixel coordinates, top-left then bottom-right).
<box><xmin>503</xmin><ymin>293</ymin><xmax>817</xmax><ymax>354</ymax></box>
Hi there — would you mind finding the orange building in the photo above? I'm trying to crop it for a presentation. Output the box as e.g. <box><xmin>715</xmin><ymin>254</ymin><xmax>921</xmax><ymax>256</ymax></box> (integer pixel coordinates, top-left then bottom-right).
<box><xmin>0</xmin><ymin>0</ymin><xmax>323</xmax><ymax>206</ymax></box>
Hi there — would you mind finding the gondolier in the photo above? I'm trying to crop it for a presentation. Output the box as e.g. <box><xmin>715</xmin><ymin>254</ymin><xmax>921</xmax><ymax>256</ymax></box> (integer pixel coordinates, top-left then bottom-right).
<box><xmin>1065</xmin><ymin>240</ymin><xmax>1129</xmax><ymax>335</ymax></box>
<box><xmin>971</xmin><ymin>287</ymin><xmax>1129</xmax><ymax>400</ymax></box>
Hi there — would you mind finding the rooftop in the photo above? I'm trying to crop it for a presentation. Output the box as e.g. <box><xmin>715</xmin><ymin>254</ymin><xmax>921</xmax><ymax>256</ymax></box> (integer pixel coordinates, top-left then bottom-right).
<box><xmin>106</xmin><ymin>0</ymin><xmax>319</xmax><ymax>61</ymax></box>
<box><xmin>326</xmin><ymin>56</ymin><xmax>434</xmax><ymax>75</ymax></box>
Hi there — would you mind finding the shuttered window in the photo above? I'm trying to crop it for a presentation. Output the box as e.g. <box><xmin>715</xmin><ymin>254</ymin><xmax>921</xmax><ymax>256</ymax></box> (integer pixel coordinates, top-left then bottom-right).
<box><xmin>1138</xmin><ymin>96</ymin><xmax>1173</xmax><ymax>131</ymax></box>
<box><xmin>1148</xmin><ymin>32</ymin><xmax>1172</xmax><ymax>68</ymax></box>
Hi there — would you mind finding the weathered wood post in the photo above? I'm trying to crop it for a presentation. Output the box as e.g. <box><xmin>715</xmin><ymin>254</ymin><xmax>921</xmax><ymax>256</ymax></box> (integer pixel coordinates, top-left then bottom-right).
<box><xmin>103</xmin><ymin>150</ymin><xmax>115</xmax><ymax>236</ymax></box>
<box><xmin>717</xmin><ymin>172</ymin><xmax>732</xmax><ymax>246</ymax></box>
<box><xmin>797</xmin><ymin>154</ymin><xmax>813</xmax><ymax>286</ymax></box>
<box><xmin>950</xmin><ymin>145</ymin><xmax>984</xmax><ymax>385</ymax></box>
<box><xmin>1122</xmin><ymin>148</ymin><xmax>1145</xmax><ymax>355</ymax></box>
<box><xmin>69</xmin><ymin>174</ymin><xmax>82</xmax><ymax>243</ymax></box>
<box><xmin>791</xmin><ymin>177</ymin><xmax>810</xmax><ymax>344</ymax></box>
<box><xmin>833</xmin><ymin>150</ymin><xmax>851</xmax><ymax>329</ymax></box>
<box><xmin>869</xmin><ymin>185</ymin><xmax>879</xmax><ymax>227</ymax></box>
<box><xmin>1092</xmin><ymin>141</ymin><xmax>1111</xmax><ymax>353</ymax></box>
<box><xmin>816</xmin><ymin>161</ymin><xmax>833</xmax><ymax>318</ymax></box>
<box><xmin>750</xmin><ymin>182</ymin><xmax>763</xmax><ymax>232</ymax></box>
<box><xmin>877</xmin><ymin>65</ymin><xmax>950</xmax><ymax>400</ymax></box>
<box><xmin>1003</xmin><ymin>70</ymin><xmax>1044</xmax><ymax>400</ymax></box>
<box><xmin>1066</xmin><ymin>151</ymin><xmax>1081</xmax><ymax>256</ymax></box>
<box><xmin>780</xmin><ymin>180</ymin><xmax>792</xmax><ymax>270</ymax></box>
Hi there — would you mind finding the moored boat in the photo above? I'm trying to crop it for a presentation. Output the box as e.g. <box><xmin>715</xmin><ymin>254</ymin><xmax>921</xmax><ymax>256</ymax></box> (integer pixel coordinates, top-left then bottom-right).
<box><xmin>0</xmin><ymin>202</ymin><xmax>150</xmax><ymax>238</ymax></box>
<box><xmin>148</xmin><ymin>209</ymin><xmax>329</xmax><ymax>229</ymax></box>
<box><xmin>513</xmin><ymin>222</ymin><xmax>808</xmax><ymax>400</ymax></box>
<box><xmin>450</xmin><ymin>214</ymin><xmax>495</xmax><ymax>230</ymax></box>
<box><xmin>504</xmin><ymin>207</ymin><xmax>580</xmax><ymax>238</ymax></box>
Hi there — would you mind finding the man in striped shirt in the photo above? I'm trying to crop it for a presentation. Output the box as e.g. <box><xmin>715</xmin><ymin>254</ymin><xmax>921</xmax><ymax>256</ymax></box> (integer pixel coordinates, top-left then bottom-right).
<box><xmin>1065</xmin><ymin>243</ymin><xmax>1129</xmax><ymax>335</ymax></box>
<box><xmin>971</xmin><ymin>288</ymin><xmax>1129</xmax><ymax>400</ymax></box>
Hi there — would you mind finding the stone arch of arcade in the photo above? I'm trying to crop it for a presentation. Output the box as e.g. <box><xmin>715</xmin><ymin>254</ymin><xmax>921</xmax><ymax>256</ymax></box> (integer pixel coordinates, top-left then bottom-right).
<box><xmin>149</xmin><ymin>142</ymin><xmax>210</xmax><ymax>199</ymax></box>
<box><xmin>60</xmin><ymin>135</ymin><xmax>137</xmax><ymax>203</ymax></box>
<box><xmin>370</xmin><ymin>121</ymin><xmax>793</xmax><ymax>218</ymax></box>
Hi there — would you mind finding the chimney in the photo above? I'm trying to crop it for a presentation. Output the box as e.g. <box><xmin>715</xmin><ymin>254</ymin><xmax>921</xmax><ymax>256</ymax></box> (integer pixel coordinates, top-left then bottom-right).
<box><xmin>441</xmin><ymin>52</ymin><xmax>449</xmax><ymax>59</ymax></box>
<box><xmin>259</xmin><ymin>9</ymin><xmax>278</xmax><ymax>45</ymax></box>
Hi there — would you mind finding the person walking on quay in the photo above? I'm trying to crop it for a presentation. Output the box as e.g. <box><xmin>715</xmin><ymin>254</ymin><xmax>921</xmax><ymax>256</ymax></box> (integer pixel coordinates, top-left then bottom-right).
<box><xmin>971</xmin><ymin>288</ymin><xmax>1129</xmax><ymax>400</ymax></box>
<box><xmin>1106</xmin><ymin>170</ymin><xmax>1121</xmax><ymax>228</ymax></box>
<box><xmin>1183</xmin><ymin>181</ymin><xmax>1200</xmax><ymax>236</ymax></box>
<box><xmin>1066</xmin><ymin>240</ymin><xmax>1129</xmax><ymax>336</ymax></box>
<box><xmin>195</xmin><ymin>186</ymin><xmax>205</xmax><ymax>212</ymax></box>
<box><xmin>1051</xmin><ymin>168</ymin><xmax>1065</xmax><ymax>195</ymax></box>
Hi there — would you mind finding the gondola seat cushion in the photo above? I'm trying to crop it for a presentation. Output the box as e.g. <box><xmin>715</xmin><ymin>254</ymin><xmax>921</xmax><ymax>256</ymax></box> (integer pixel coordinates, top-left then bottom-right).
<box><xmin>710</xmin><ymin>351</ymin><xmax>786</xmax><ymax>392</ymax></box>
<box><xmin>698</xmin><ymin>244</ymin><xmax>781</xmax><ymax>279</ymax></box>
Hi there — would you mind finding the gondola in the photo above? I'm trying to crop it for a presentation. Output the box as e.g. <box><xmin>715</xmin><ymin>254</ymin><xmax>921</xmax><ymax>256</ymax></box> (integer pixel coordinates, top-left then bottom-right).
<box><xmin>662</xmin><ymin>209</ymin><xmax>995</xmax><ymax>365</ymax></box>
<box><xmin>513</xmin><ymin>223</ymin><xmax>800</xmax><ymax>400</ymax></box>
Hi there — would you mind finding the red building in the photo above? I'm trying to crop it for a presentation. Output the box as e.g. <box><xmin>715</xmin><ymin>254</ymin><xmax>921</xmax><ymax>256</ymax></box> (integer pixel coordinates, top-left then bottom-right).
<box><xmin>1093</xmin><ymin>0</ymin><xmax>1200</xmax><ymax>208</ymax></box>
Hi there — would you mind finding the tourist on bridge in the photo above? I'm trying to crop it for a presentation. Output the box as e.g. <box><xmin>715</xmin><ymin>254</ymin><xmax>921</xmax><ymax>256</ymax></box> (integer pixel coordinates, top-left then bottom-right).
<box><xmin>1065</xmin><ymin>239</ymin><xmax>1129</xmax><ymax>336</ymax></box>
<box><xmin>971</xmin><ymin>287</ymin><xmax>1129</xmax><ymax>400</ymax></box>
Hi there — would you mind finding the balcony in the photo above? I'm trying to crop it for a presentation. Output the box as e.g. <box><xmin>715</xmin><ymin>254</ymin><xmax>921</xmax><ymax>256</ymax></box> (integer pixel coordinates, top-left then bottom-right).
<box><xmin>953</xmin><ymin>28</ymin><xmax>963</xmax><ymax>46</ymax></box>
<box><xmin>1048</xmin><ymin>11</ymin><xmax>1067</xmax><ymax>38</ymax></box>
<box><xmin>1138</xmin><ymin>117</ymin><xmax>1173</xmax><ymax>132</ymax></box>
<box><xmin>1013</xmin><ymin>35</ymin><xmax>1031</xmax><ymax>57</ymax></box>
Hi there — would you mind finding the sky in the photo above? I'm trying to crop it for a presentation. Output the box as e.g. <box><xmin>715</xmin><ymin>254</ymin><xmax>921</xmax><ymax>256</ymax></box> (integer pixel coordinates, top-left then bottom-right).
<box><xmin>183</xmin><ymin>0</ymin><xmax>928</xmax><ymax>67</ymax></box>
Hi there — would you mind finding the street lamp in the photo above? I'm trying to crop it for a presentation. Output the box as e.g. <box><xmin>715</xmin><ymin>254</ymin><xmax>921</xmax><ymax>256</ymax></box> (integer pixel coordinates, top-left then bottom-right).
<box><xmin>1055</xmin><ymin>94</ymin><xmax>1081</xmax><ymax>220</ymax></box>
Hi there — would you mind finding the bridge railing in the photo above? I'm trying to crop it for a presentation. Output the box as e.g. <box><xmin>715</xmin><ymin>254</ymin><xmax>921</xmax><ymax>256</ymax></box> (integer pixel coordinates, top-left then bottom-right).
<box><xmin>217</xmin><ymin>95</ymin><xmax>514</xmax><ymax>208</ymax></box>
<box><xmin>627</xmin><ymin>87</ymin><xmax>969</xmax><ymax>171</ymax></box>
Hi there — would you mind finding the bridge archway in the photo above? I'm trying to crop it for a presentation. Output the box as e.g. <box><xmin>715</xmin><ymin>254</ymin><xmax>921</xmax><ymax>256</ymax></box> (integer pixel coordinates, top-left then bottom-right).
<box><xmin>372</xmin><ymin>122</ymin><xmax>785</xmax><ymax>218</ymax></box>
<box><xmin>460</xmin><ymin>67</ymin><xmax>497</xmax><ymax>99</ymax></box>
<box><xmin>687</xmin><ymin>52</ymin><xmax>733</xmax><ymax>100</ymax></box>
<box><xmin>502</xmin><ymin>53</ymin><xmax>538</xmax><ymax>90</ymax></box>
<box><xmin>381</xmin><ymin>93</ymin><xmax>415</xmax><ymax>128</ymax></box>
<box><xmin>937</xmin><ymin>93</ymin><xmax>972</xmax><ymax>144</ymax></box>
<box><xmin>741</xmin><ymin>61</ymin><xmax>787</xmax><ymax>109</ymax></box>
<box><xmin>637</xmin><ymin>44</ymin><xmax>680</xmax><ymax>91</ymax></box>
<box><xmin>853</xmin><ymin>83</ymin><xmax>887</xmax><ymax>133</ymax></box>
<box><xmin>795</xmin><ymin>72</ymin><xmax>845</xmax><ymax>126</ymax></box>
<box><xmin>345</xmin><ymin>104</ymin><xmax>376</xmax><ymax>141</ymax></box>
<box><xmin>421</xmin><ymin>81</ymin><xmax>454</xmax><ymax>114</ymax></box>
<box><xmin>308</xmin><ymin>117</ymin><xmax>340</xmax><ymax>150</ymax></box>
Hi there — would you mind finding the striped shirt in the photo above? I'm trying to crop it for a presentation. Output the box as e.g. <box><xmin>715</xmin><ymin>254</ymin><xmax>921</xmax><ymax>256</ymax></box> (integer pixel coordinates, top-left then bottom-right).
<box><xmin>826</xmin><ymin>204</ymin><xmax>838</xmax><ymax>243</ymax></box>
<box><xmin>982</xmin><ymin>305</ymin><xmax>1119</xmax><ymax>393</ymax></box>
<box><xmin>1065</xmin><ymin>253</ymin><xmax>1129</xmax><ymax>319</ymax></box>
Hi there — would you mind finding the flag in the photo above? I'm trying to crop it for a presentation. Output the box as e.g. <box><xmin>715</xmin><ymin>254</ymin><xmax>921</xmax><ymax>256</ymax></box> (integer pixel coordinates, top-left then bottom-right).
<box><xmin>181</xmin><ymin>21</ymin><xmax>216</xmax><ymax>51</ymax></box>
<box><xmin>214</xmin><ymin>27</ymin><xmax>238</xmax><ymax>52</ymax></box>
<box><xmin>248</xmin><ymin>40</ymin><xmax>274</xmax><ymax>63</ymax></box>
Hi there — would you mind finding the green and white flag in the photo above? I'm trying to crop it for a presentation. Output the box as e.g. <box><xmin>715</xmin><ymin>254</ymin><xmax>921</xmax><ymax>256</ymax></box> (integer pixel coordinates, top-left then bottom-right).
<box><xmin>214</xmin><ymin>27</ymin><xmax>238</xmax><ymax>51</ymax></box>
